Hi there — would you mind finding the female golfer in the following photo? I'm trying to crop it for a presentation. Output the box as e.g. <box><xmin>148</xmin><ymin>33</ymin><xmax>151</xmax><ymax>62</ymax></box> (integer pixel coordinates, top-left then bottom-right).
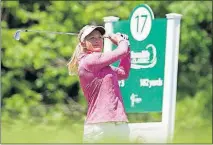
<box><xmin>67</xmin><ymin>25</ymin><xmax>131</xmax><ymax>143</ymax></box>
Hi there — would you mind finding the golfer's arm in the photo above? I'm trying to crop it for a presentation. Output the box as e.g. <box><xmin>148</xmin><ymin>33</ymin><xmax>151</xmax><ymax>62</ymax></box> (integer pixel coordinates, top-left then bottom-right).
<box><xmin>111</xmin><ymin>47</ymin><xmax>130</xmax><ymax>80</ymax></box>
<box><xmin>84</xmin><ymin>40</ymin><xmax>129</xmax><ymax>72</ymax></box>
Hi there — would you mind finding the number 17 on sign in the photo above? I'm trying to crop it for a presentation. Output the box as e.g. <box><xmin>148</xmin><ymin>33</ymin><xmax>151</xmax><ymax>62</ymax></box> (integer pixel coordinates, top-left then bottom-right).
<box><xmin>135</xmin><ymin>15</ymin><xmax>147</xmax><ymax>33</ymax></box>
<box><xmin>130</xmin><ymin>5</ymin><xmax>154</xmax><ymax>41</ymax></box>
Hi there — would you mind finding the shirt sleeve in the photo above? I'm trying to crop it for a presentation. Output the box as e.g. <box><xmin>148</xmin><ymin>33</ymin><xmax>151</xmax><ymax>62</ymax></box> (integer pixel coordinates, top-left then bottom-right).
<box><xmin>110</xmin><ymin>47</ymin><xmax>131</xmax><ymax>80</ymax></box>
<box><xmin>83</xmin><ymin>40</ymin><xmax>129</xmax><ymax>72</ymax></box>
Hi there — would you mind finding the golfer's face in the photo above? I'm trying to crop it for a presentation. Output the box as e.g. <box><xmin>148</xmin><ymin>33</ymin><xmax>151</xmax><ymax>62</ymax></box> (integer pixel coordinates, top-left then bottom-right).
<box><xmin>85</xmin><ymin>30</ymin><xmax>103</xmax><ymax>52</ymax></box>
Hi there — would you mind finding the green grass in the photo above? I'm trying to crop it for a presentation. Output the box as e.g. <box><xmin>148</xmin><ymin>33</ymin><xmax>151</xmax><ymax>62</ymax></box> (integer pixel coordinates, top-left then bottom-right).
<box><xmin>1</xmin><ymin>120</ymin><xmax>212</xmax><ymax>143</ymax></box>
<box><xmin>1</xmin><ymin>121</ymin><xmax>84</xmax><ymax>143</ymax></box>
<box><xmin>173</xmin><ymin>125</ymin><xmax>212</xmax><ymax>144</ymax></box>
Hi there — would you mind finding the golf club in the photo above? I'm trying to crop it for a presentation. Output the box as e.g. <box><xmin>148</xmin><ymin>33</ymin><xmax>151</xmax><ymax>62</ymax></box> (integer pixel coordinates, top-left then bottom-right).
<box><xmin>14</xmin><ymin>29</ymin><xmax>78</xmax><ymax>41</ymax></box>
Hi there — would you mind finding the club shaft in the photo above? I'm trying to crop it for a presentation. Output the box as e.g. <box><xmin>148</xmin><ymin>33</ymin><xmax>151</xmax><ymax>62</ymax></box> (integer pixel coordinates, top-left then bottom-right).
<box><xmin>24</xmin><ymin>29</ymin><xmax>78</xmax><ymax>35</ymax></box>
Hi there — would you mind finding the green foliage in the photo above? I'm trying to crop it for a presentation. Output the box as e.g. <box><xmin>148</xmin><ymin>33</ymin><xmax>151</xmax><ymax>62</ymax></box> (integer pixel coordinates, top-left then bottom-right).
<box><xmin>175</xmin><ymin>85</ymin><xmax>212</xmax><ymax>129</ymax></box>
<box><xmin>1</xmin><ymin>1</ymin><xmax>212</xmax><ymax>143</ymax></box>
<box><xmin>174</xmin><ymin>87</ymin><xmax>212</xmax><ymax>143</ymax></box>
<box><xmin>169</xmin><ymin>1</ymin><xmax>212</xmax><ymax>100</ymax></box>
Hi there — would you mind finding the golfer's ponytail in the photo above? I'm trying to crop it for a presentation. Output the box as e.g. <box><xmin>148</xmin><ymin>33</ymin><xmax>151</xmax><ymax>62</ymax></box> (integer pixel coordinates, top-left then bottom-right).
<box><xmin>67</xmin><ymin>25</ymin><xmax>88</xmax><ymax>75</ymax></box>
<box><xmin>67</xmin><ymin>43</ymin><xmax>82</xmax><ymax>75</ymax></box>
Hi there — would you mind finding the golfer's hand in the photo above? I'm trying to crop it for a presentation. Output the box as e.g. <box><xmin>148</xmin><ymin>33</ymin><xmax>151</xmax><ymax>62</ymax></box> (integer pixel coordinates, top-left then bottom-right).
<box><xmin>116</xmin><ymin>33</ymin><xmax>130</xmax><ymax>46</ymax></box>
<box><xmin>107</xmin><ymin>33</ymin><xmax>125</xmax><ymax>46</ymax></box>
<box><xmin>116</xmin><ymin>33</ymin><xmax>129</xmax><ymax>40</ymax></box>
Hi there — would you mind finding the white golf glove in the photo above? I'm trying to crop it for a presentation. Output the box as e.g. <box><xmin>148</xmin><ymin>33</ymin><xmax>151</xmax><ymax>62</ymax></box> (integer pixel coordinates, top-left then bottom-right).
<box><xmin>116</xmin><ymin>32</ymin><xmax>130</xmax><ymax>46</ymax></box>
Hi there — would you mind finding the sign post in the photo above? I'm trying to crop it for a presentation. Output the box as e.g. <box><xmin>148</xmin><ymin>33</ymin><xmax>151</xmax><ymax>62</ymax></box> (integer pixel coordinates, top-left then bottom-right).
<box><xmin>104</xmin><ymin>4</ymin><xmax>182</xmax><ymax>143</ymax></box>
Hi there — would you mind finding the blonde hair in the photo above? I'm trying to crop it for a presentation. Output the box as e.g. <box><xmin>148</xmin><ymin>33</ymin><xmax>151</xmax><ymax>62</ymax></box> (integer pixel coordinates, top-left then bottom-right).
<box><xmin>67</xmin><ymin>43</ymin><xmax>86</xmax><ymax>75</ymax></box>
<box><xmin>67</xmin><ymin>26</ymin><xmax>88</xmax><ymax>75</ymax></box>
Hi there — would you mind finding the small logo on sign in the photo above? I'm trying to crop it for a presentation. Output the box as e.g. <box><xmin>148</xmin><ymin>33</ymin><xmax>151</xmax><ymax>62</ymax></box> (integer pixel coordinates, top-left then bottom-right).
<box><xmin>130</xmin><ymin>93</ymin><xmax>142</xmax><ymax>107</ymax></box>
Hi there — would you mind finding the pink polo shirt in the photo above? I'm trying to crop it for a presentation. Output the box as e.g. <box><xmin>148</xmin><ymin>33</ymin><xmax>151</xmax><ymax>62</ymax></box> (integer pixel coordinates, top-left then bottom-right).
<box><xmin>78</xmin><ymin>40</ymin><xmax>130</xmax><ymax>124</ymax></box>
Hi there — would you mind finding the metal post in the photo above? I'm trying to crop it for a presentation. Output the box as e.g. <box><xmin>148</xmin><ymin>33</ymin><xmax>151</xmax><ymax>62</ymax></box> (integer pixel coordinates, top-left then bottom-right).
<box><xmin>162</xmin><ymin>13</ymin><xmax>182</xmax><ymax>142</ymax></box>
<box><xmin>103</xmin><ymin>16</ymin><xmax>119</xmax><ymax>52</ymax></box>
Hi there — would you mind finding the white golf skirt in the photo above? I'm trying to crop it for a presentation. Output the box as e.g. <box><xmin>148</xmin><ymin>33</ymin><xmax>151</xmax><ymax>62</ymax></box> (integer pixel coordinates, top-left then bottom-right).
<box><xmin>83</xmin><ymin>122</ymin><xmax>130</xmax><ymax>143</ymax></box>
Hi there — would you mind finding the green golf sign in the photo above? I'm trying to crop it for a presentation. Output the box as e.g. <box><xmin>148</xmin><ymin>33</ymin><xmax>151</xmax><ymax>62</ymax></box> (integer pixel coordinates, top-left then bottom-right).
<box><xmin>112</xmin><ymin>4</ymin><xmax>167</xmax><ymax>112</ymax></box>
<box><xmin>104</xmin><ymin>4</ymin><xmax>182</xmax><ymax>142</ymax></box>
